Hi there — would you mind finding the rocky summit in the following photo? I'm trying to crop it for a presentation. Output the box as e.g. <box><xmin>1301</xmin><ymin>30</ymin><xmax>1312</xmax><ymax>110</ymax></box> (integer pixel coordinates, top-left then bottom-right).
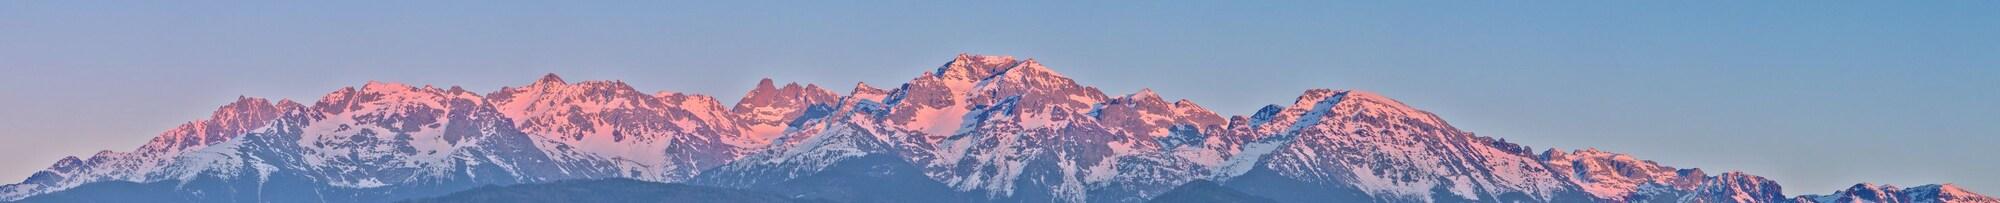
<box><xmin>3</xmin><ymin>54</ymin><xmax>1991</xmax><ymax>203</ymax></box>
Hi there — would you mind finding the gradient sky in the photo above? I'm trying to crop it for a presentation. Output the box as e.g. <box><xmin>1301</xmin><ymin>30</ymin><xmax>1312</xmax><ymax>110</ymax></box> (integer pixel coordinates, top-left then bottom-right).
<box><xmin>2</xmin><ymin>1</ymin><xmax>1995</xmax><ymax>194</ymax></box>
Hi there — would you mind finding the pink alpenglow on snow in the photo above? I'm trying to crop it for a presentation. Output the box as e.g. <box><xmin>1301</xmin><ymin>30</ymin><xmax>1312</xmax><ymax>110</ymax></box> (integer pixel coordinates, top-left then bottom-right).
<box><xmin>1</xmin><ymin>55</ymin><xmax>1992</xmax><ymax>203</ymax></box>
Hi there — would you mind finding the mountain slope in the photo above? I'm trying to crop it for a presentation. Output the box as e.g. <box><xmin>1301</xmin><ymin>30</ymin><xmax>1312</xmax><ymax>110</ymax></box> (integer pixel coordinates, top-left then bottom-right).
<box><xmin>1793</xmin><ymin>183</ymin><xmax>2000</xmax><ymax>203</ymax></box>
<box><xmin>486</xmin><ymin>74</ymin><xmax>748</xmax><ymax>182</ymax></box>
<box><xmin>2</xmin><ymin>54</ymin><xmax>1990</xmax><ymax>203</ymax></box>
<box><xmin>1</xmin><ymin>97</ymin><xmax>290</xmax><ymax>199</ymax></box>
<box><xmin>1216</xmin><ymin>89</ymin><xmax>1581</xmax><ymax>202</ymax></box>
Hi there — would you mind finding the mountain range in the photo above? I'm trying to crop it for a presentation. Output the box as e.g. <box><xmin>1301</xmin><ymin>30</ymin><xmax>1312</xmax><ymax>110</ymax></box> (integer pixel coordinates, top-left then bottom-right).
<box><xmin>3</xmin><ymin>54</ymin><xmax>1991</xmax><ymax>203</ymax></box>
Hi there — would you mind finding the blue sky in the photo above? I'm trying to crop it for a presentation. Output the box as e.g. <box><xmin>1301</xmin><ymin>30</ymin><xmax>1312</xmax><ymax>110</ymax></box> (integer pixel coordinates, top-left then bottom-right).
<box><xmin>2</xmin><ymin>1</ymin><xmax>1995</xmax><ymax>194</ymax></box>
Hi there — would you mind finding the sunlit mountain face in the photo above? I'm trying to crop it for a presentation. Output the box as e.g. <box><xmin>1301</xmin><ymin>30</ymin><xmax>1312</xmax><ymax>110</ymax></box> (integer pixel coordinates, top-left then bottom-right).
<box><xmin>4</xmin><ymin>54</ymin><xmax>1992</xmax><ymax>203</ymax></box>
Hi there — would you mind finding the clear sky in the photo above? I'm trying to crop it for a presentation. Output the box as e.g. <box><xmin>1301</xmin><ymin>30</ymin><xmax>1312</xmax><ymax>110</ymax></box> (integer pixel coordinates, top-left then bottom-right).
<box><xmin>2</xmin><ymin>1</ymin><xmax>1994</xmax><ymax>194</ymax></box>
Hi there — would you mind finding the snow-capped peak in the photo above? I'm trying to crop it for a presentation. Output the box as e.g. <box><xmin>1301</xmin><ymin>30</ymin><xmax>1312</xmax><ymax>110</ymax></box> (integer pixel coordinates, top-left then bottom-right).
<box><xmin>1538</xmin><ymin>146</ymin><xmax>1687</xmax><ymax>200</ymax></box>
<box><xmin>1797</xmin><ymin>183</ymin><xmax>2000</xmax><ymax>203</ymax></box>
<box><xmin>1097</xmin><ymin>88</ymin><xmax>1220</xmax><ymax>140</ymax></box>
<box><xmin>139</xmin><ymin>96</ymin><xmax>287</xmax><ymax>153</ymax></box>
<box><xmin>849</xmin><ymin>82</ymin><xmax>889</xmax><ymax>102</ymax></box>
<box><xmin>964</xmin><ymin>57</ymin><xmax>1103</xmax><ymax>109</ymax></box>
<box><xmin>1129</xmin><ymin>88</ymin><xmax>1163</xmax><ymax>101</ymax></box>
<box><xmin>484</xmin><ymin>74</ymin><xmax>750</xmax><ymax>181</ymax></box>
<box><xmin>6</xmin><ymin>54</ymin><xmax>1992</xmax><ymax>203</ymax></box>
<box><xmin>1169</xmin><ymin>101</ymin><xmax>1224</xmax><ymax>128</ymax></box>
<box><xmin>1923</xmin><ymin>184</ymin><xmax>2000</xmax><ymax>203</ymax></box>
<box><xmin>0</xmin><ymin>93</ymin><xmax>306</xmax><ymax>201</ymax></box>
<box><xmin>359</xmin><ymin>80</ymin><xmax>419</xmax><ymax>93</ymax></box>
<box><xmin>338</xmin><ymin>81</ymin><xmax>482</xmax><ymax>111</ymax></box>
<box><xmin>935</xmin><ymin>53</ymin><xmax>1021</xmax><ymax>81</ymax></box>
<box><xmin>731</xmin><ymin>78</ymin><xmax>840</xmax><ymax>147</ymax></box>
<box><xmin>1330</xmin><ymin>90</ymin><xmax>1447</xmax><ymax>126</ymax></box>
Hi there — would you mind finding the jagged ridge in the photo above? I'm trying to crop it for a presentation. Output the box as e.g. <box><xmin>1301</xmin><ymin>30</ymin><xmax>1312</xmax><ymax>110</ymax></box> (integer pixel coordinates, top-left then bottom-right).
<box><xmin>3</xmin><ymin>54</ymin><xmax>1991</xmax><ymax>203</ymax></box>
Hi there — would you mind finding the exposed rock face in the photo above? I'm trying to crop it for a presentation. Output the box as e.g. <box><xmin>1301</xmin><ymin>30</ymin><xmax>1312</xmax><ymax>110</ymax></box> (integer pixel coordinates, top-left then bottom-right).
<box><xmin>1794</xmin><ymin>183</ymin><xmax>2000</xmax><ymax>203</ymax></box>
<box><xmin>3</xmin><ymin>54</ymin><xmax>1990</xmax><ymax>203</ymax></box>
<box><xmin>487</xmin><ymin>74</ymin><xmax>749</xmax><ymax>182</ymax></box>
<box><xmin>732</xmin><ymin>78</ymin><xmax>842</xmax><ymax>147</ymax></box>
